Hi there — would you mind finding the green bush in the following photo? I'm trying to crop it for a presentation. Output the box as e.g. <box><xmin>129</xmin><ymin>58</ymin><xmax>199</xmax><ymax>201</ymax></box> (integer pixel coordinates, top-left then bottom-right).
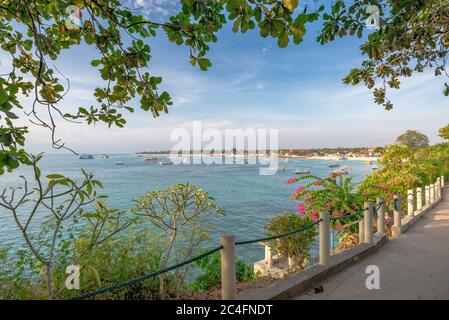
<box><xmin>265</xmin><ymin>212</ymin><xmax>317</xmax><ymax>269</ymax></box>
<box><xmin>191</xmin><ymin>252</ymin><xmax>254</xmax><ymax>292</ymax></box>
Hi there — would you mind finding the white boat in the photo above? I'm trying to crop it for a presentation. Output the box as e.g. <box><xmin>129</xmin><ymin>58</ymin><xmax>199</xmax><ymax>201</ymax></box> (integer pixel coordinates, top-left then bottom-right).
<box><xmin>159</xmin><ymin>160</ymin><xmax>173</xmax><ymax>165</ymax></box>
<box><xmin>329</xmin><ymin>163</ymin><xmax>340</xmax><ymax>168</ymax></box>
<box><xmin>295</xmin><ymin>168</ymin><xmax>310</xmax><ymax>174</ymax></box>
<box><xmin>98</xmin><ymin>154</ymin><xmax>109</xmax><ymax>159</ymax></box>
<box><xmin>332</xmin><ymin>166</ymin><xmax>350</xmax><ymax>174</ymax></box>
<box><xmin>116</xmin><ymin>161</ymin><xmax>124</xmax><ymax>165</ymax></box>
<box><xmin>271</xmin><ymin>166</ymin><xmax>287</xmax><ymax>171</ymax></box>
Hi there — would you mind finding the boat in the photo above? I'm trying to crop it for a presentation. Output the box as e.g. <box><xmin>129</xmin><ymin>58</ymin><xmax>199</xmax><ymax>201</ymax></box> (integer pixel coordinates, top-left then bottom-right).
<box><xmin>116</xmin><ymin>161</ymin><xmax>124</xmax><ymax>165</ymax></box>
<box><xmin>159</xmin><ymin>160</ymin><xmax>173</xmax><ymax>165</ymax></box>
<box><xmin>329</xmin><ymin>163</ymin><xmax>340</xmax><ymax>168</ymax></box>
<box><xmin>79</xmin><ymin>154</ymin><xmax>94</xmax><ymax>160</ymax></box>
<box><xmin>332</xmin><ymin>166</ymin><xmax>351</xmax><ymax>174</ymax></box>
<box><xmin>143</xmin><ymin>157</ymin><xmax>158</xmax><ymax>162</ymax></box>
<box><xmin>364</xmin><ymin>161</ymin><xmax>372</xmax><ymax>165</ymax></box>
<box><xmin>271</xmin><ymin>166</ymin><xmax>287</xmax><ymax>172</ymax></box>
<box><xmin>98</xmin><ymin>154</ymin><xmax>109</xmax><ymax>159</ymax></box>
<box><xmin>295</xmin><ymin>168</ymin><xmax>310</xmax><ymax>174</ymax></box>
<box><xmin>372</xmin><ymin>166</ymin><xmax>378</xmax><ymax>171</ymax></box>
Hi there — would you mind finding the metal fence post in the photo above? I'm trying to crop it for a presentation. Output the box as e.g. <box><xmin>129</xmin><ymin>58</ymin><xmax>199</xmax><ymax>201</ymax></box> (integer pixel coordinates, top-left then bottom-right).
<box><xmin>364</xmin><ymin>202</ymin><xmax>373</xmax><ymax>244</ymax></box>
<box><xmin>392</xmin><ymin>195</ymin><xmax>401</xmax><ymax>238</ymax></box>
<box><xmin>416</xmin><ymin>187</ymin><xmax>422</xmax><ymax>212</ymax></box>
<box><xmin>220</xmin><ymin>235</ymin><xmax>236</xmax><ymax>300</ymax></box>
<box><xmin>376</xmin><ymin>197</ymin><xmax>385</xmax><ymax>235</ymax></box>
<box><xmin>319</xmin><ymin>211</ymin><xmax>330</xmax><ymax>267</ymax></box>
<box><xmin>407</xmin><ymin>189</ymin><xmax>414</xmax><ymax>217</ymax></box>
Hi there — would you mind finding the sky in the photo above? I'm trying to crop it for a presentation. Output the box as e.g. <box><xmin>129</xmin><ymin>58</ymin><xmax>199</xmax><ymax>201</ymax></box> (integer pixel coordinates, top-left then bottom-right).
<box><xmin>3</xmin><ymin>0</ymin><xmax>449</xmax><ymax>154</ymax></box>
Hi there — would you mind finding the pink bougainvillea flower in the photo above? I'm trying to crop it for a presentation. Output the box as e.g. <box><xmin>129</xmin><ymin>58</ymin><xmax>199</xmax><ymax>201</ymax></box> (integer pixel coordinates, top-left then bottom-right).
<box><xmin>296</xmin><ymin>202</ymin><xmax>306</xmax><ymax>214</ymax></box>
<box><xmin>292</xmin><ymin>186</ymin><xmax>305</xmax><ymax>198</ymax></box>
<box><xmin>311</xmin><ymin>214</ymin><xmax>319</xmax><ymax>222</ymax></box>
<box><xmin>285</xmin><ymin>177</ymin><xmax>297</xmax><ymax>184</ymax></box>
<box><xmin>312</xmin><ymin>179</ymin><xmax>322</xmax><ymax>186</ymax></box>
<box><xmin>335</xmin><ymin>223</ymin><xmax>342</xmax><ymax>230</ymax></box>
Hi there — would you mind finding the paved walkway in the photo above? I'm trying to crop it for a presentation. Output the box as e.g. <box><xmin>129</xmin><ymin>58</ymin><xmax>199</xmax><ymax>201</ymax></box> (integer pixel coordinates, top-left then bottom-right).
<box><xmin>295</xmin><ymin>188</ymin><xmax>449</xmax><ymax>300</ymax></box>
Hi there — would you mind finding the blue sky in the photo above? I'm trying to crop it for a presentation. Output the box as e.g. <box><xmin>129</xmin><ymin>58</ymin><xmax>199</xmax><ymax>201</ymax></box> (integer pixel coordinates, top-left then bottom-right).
<box><xmin>5</xmin><ymin>0</ymin><xmax>449</xmax><ymax>153</ymax></box>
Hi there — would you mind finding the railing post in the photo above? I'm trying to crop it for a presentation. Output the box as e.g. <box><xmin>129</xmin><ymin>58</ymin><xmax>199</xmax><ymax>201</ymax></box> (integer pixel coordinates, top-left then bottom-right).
<box><xmin>220</xmin><ymin>235</ymin><xmax>236</xmax><ymax>300</ymax></box>
<box><xmin>407</xmin><ymin>189</ymin><xmax>414</xmax><ymax>217</ymax></box>
<box><xmin>358</xmin><ymin>220</ymin><xmax>364</xmax><ymax>245</ymax></box>
<box><xmin>441</xmin><ymin>175</ymin><xmax>445</xmax><ymax>188</ymax></box>
<box><xmin>436</xmin><ymin>178</ymin><xmax>441</xmax><ymax>199</ymax></box>
<box><xmin>376</xmin><ymin>197</ymin><xmax>385</xmax><ymax>235</ymax></box>
<box><xmin>319</xmin><ymin>211</ymin><xmax>330</xmax><ymax>267</ymax></box>
<box><xmin>392</xmin><ymin>195</ymin><xmax>401</xmax><ymax>238</ymax></box>
<box><xmin>425</xmin><ymin>185</ymin><xmax>430</xmax><ymax>207</ymax></box>
<box><xmin>416</xmin><ymin>187</ymin><xmax>422</xmax><ymax>212</ymax></box>
<box><xmin>430</xmin><ymin>184</ymin><xmax>435</xmax><ymax>203</ymax></box>
<box><xmin>264</xmin><ymin>245</ymin><xmax>273</xmax><ymax>268</ymax></box>
<box><xmin>435</xmin><ymin>182</ymin><xmax>439</xmax><ymax>200</ymax></box>
<box><xmin>364</xmin><ymin>202</ymin><xmax>373</xmax><ymax>244</ymax></box>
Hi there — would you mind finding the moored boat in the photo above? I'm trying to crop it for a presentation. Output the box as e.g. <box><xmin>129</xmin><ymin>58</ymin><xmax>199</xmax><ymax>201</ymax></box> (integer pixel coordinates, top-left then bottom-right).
<box><xmin>332</xmin><ymin>166</ymin><xmax>350</xmax><ymax>174</ymax></box>
<box><xmin>295</xmin><ymin>168</ymin><xmax>310</xmax><ymax>174</ymax></box>
<box><xmin>79</xmin><ymin>154</ymin><xmax>94</xmax><ymax>160</ymax></box>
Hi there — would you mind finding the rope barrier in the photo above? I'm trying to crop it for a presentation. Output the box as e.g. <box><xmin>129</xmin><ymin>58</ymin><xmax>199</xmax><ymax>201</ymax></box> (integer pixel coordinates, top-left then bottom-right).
<box><xmin>235</xmin><ymin>219</ymin><xmax>322</xmax><ymax>246</ymax></box>
<box><xmin>71</xmin><ymin>219</ymin><xmax>323</xmax><ymax>300</ymax></box>
<box><xmin>71</xmin><ymin>199</ymin><xmax>391</xmax><ymax>300</ymax></box>
<box><xmin>71</xmin><ymin>245</ymin><xmax>223</xmax><ymax>300</ymax></box>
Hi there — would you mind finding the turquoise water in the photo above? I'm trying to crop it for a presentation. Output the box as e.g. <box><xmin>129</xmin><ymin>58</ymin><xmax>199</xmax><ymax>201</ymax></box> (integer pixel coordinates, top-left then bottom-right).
<box><xmin>0</xmin><ymin>154</ymin><xmax>374</xmax><ymax>264</ymax></box>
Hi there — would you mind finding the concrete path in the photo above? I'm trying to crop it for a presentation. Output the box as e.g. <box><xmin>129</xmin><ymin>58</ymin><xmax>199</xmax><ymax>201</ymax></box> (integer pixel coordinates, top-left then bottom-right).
<box><xmin>294</xmin><ymin>188</ymin><xmax>449</xmax><ymax>300</ymax></box>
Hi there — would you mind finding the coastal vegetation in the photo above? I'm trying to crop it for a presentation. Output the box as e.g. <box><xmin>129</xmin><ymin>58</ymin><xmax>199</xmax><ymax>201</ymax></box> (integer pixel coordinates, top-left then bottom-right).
<box><xmin>395</xmin><ymin>130</ymin><xmax>430</xmax><ymax>148</ymax></box>
<box><xmin>0</xmin><ymin>0</ymin><xmax>448</xmax><ymax>300</ymax></box>
<box><xmin>286</xmin><ymin>127</ymin><xmax>449</xmax><ymax>248</ymax></box>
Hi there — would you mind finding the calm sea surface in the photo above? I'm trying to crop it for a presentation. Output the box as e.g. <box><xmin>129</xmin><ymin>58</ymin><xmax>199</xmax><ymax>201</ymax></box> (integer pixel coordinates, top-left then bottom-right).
<box><xmin>0</xmin><ymin>154</ymin><xmax>374</xmax><ymax>264</ymax></box>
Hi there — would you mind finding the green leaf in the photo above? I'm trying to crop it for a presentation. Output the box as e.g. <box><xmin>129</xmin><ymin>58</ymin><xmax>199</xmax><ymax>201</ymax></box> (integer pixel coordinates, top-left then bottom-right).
<box><xmin>278</xmin><ymin>29</ymin><xmax>289</xmax><ymax>48</ymax></box>
<box><xmin>283</xmin><ymin>0</ymin><xmax>298</xmax><ymax>12</ymax></box>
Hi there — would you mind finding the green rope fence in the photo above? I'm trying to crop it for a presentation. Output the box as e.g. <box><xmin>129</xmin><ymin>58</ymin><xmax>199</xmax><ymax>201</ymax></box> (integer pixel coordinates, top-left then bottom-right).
<box><xmin>71</xmin><ymin>201</ymin><xmax>388</xmax><ymax>300</ymax></box>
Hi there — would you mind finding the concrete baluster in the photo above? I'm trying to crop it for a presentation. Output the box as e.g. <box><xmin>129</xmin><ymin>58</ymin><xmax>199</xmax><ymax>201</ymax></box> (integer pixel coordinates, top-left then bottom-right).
<box><xmin>407</xmin><ymin>189</ymin><xmax>414</xmax><ymax>217</ymax></box>
<box><xmin>392</xmin><ymin>195</ymin><xmax>402</xmax><ymax>238</ymax></box>
<box><xmin>425</xmin><ymin>185</ymin><xmax>430</xmax><ymax>207</ymax></box>
<box><xmin>221</xmin><ymin>235</ymin><xmax>236</xmax><ymax>300</ymax></box>
<box><xmin>264</xmin><ymin>245</ymin><xmax>272</xmax><ymax>268</ymax></box>
<box><xmin>376</xmin><ymin>197</ymin><xmax>385</xmax><ymax>235</ymax></box>
<box><xmin>319</xmin><ymin>211</ymin><xmax>330</xmax><ymax>266</ymax></box>
<box><xmin>358</xmin><ymin>220</ymin><xmax>364</xmax><ymax>245</ymax></box>
<box><xmin>416</xmin><ymin>187</ymin><xmax>422</xmax><ymax>212</ymax></box>
<box><xmin>430</xmin><ymin>183</ymin><xmax>435</xmax><ymax>204</ymax></box>
<box><xmin>364</xmin><ymin>202</ymin><xmax>373</xmax><ymax>244</ymax></box>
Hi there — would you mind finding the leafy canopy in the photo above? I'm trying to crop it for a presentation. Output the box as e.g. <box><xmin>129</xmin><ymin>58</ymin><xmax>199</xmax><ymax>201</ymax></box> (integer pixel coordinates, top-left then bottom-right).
<box><xmin>1</xmin><ymin>0</ymin><xmax>448</xmax><ymax>175</ymax></box>
<box><xmin>438</xmin><ymin>124</ymin><xmax>449</xmax><ymax>141</ymax></box>
<box><xmin>395</xmin><ymin>129</ymin><xmax>430</xmax><ymax>147</ymax></box>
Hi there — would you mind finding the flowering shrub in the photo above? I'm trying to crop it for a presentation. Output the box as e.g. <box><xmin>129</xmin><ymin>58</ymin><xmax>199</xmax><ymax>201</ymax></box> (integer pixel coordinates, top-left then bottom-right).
<box><xmin>286</xmin><ymin>174</ymin><xmax>364</xmax><ymax>233</ymax></box>
<box><xmin>265</xmin><ymin>213</ymin><xmax>317</xmax><ymax>269</ymax></box>
<box><xmin>358</xmin><ymin>144</ymin><xmax>449</xmax><ymax>211</ymax></box>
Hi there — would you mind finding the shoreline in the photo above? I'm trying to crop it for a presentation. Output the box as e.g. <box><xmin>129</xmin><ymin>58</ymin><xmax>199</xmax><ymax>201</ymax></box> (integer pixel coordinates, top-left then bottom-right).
<box><xmin>135</xmin><ymin>153</ymin><xmax>379</xmax><ymax>162</ymax></box>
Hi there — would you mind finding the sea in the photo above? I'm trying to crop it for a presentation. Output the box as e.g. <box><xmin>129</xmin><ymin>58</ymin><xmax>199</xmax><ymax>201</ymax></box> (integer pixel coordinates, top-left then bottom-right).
<box><xmin>0</xmin><ymin>154</ymin><xmax>374</xmax><ymax>264</ymax></box>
